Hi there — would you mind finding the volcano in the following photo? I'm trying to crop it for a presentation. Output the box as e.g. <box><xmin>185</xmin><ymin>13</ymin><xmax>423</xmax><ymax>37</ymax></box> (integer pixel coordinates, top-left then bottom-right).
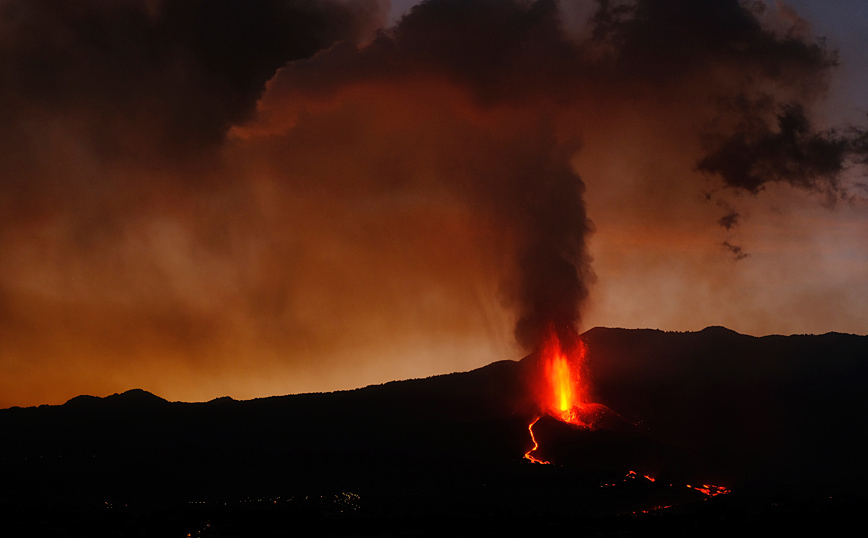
<box><xmin>2</xmin><ymin>327</ymin><xmax>867</xmax><ymax>536</ymax></box>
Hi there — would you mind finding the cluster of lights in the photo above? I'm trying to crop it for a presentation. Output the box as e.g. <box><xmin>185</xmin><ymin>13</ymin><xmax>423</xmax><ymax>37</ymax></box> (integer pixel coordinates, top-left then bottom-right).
<box><xmin>185</xmin><ymin>491</ymin><xmax>362</xmax><ymax>511</ymax></box>
<box><xmin>185</xmin><ymin>523</ymin><xmax>210</xmax><ymax>537</ymax></box>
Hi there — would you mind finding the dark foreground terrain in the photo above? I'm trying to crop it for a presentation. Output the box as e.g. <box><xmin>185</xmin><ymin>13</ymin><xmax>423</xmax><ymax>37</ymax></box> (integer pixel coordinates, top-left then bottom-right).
<box><xmin>2</xmin><ymin>326</ymin><xmax>866</xmax><ymax>536</ymax></box>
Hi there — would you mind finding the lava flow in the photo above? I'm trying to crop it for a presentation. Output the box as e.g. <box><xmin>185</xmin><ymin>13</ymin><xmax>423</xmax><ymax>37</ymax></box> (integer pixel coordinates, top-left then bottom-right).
<box><xmin>687</xmin><ymin>484</ymin><xmax>731</xmax><ymax>497</ymax></box>
<box><xmin>520</xmin><ymin>328</ymin><xmax>734</xmax><ymax>504</ymax></box>
<box><xmin>523</xmin><ymin>416</ymin><xmax>550</xmax><ymax>464</ymax></box>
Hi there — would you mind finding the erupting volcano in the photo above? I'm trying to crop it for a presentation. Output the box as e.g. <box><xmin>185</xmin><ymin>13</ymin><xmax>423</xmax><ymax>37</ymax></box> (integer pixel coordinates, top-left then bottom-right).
<box><xmin>537</xmin><ymin>326</ymin><xmax>610</xmax><ymax>428</ymax></box>
<box><xmin>524</xmin><ymin>325</ymin><xmax>615</xmax><ymax>464</ymax></box>
<box><xmin>521</xmin><ymin>326</ymin><xmax>734</xmax><ymax>510</ymax></box>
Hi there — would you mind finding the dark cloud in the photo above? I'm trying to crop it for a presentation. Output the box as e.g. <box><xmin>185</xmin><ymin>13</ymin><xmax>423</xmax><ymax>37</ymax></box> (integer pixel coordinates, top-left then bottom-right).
<box><xmin>0</xmin><ymin>0</ymin><xmax>385</xmax><ymax>161</ymax></box>
<box><xmin>252</xmin><ymin>0</ymin><xmax>599</xmax><ymax>348</ymax></box>
<box><xmin>699</xmin><ymin>100</ymin><xmax>856</xmax><ymax>195</ymax></box>
<box><xmin>851</xmin><ymin>121</ymin><xmax>868</xmax><ymax>166</ymax></box>
<box><xmin>722</xmin><ymin>241</ymin><xmax>749</xmax><ymax>261</ymax></box>
<box><xmin>718</xmin><ymin>209</ymin><xmax>741</xmax><ymax>231</ymax></box>
<box><xmin>0</xmin><ymin>0</ymin><xmax>387</xmax><ymax>267</ymax></box>
<box><xmin>604</xmin><ymin>0</ymin><xmax>835</xmax><ymax>86</ymax></box>
<box><xmin>249</xmin><ymin>0</ymin><xmax>864</xmax><ymax>347</ymax></box>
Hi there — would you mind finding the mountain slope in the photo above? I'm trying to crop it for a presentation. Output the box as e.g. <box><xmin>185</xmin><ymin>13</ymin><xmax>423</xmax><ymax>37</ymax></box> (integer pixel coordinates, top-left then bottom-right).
<box><xmin>1</xmin><ymin>327</ymin><xmax>866</xmax><ymax>534</ymax></box>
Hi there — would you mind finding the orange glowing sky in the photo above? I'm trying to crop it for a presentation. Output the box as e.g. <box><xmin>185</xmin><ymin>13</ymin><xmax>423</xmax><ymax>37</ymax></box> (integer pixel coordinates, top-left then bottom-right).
<box><xmin>1</xmin><ymin>0</ymin><xmax>866</xmax><ymax>408</ymax></box>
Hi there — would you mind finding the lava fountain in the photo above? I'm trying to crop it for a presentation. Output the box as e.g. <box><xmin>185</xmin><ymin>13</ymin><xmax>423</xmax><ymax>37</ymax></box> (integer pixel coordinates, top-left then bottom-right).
<box><xmin>521</xmin><ymin>328</ymin><xmax>731</xmax><ymax>503</ymax></box>
<box><xmin>524</xmin><ymin>324</ymin><xmax>612</xmax><ymax>463</ymax></box>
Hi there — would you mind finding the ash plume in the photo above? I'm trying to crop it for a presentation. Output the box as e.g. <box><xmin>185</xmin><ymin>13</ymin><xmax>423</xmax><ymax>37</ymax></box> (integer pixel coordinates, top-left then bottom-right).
<box><xmin>246</xmin><ymin>0</ymin><xmax>866</xmax><ymax>348</ymax></box>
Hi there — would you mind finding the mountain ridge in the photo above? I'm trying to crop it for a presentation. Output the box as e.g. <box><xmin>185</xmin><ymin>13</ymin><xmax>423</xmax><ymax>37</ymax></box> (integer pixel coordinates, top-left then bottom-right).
<box><xmin>2</xmin><ymin>326</ymin><xmax>866</xmax><ymax>534</ymax></box>
<box><xmin>16</xmin><ymin>324</ymin><xmax>861</xmax><ymax>412</ymax></box>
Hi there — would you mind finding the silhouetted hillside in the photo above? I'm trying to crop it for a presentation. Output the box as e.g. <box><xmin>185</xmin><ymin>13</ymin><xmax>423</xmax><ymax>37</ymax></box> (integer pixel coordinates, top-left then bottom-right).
<box><xmin>582</xmin><ymin>326</ymin><xmax>868</xmax><ymax>493</ymax></box>
<box><xmin>2</xmin><ymin>327</ymin><xmax>866</xmax><ymax>536</ymax></box>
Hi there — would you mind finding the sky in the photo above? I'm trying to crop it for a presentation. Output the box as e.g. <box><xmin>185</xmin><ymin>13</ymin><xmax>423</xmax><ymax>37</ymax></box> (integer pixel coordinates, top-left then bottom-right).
<box><xmin>1</xmin><ymin>0</ymin><xmax>866</xmax><ymax>408</ymax></box>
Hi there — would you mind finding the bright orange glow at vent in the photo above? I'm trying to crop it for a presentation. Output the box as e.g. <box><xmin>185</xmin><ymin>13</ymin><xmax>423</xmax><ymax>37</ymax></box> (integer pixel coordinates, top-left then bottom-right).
<box><xmin>536</xmin><ymin>325</ymin><xmax>607</xmax><ymax>429</ymax></box>
<box><xmin>523</xmin><ymin>325</ymin><xmax>617</xmax><ymax>464</ymax></box>
<box><xmin>541</xmin><ymin>329</ymin><xmax>587</xmax><ymax>424</ymax></box>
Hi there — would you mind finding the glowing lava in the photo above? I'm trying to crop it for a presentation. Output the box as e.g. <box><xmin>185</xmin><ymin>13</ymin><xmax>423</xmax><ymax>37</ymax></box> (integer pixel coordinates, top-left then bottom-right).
<box><xmin>537</xmin><ymin>326</ymin><xmax>606</xmax><ymax>428</ymax></box>
<box><xmin>687</xmin><ymin>484</ymin><xmax>731</xmax><ymax>497</ymax></box>
<box><xmin>523</xmin><ymin>325</ymin><xmax>614</xmax><ymax>463</ymax></box>
<box><xmin>542</xmin><ymin>330</ymin><xmax>585</xmax><ymax>424</ymax></box>
<box><xmin>519</xmin><ymin>330</ymin><xmax>735</xmax><ymax>502</ymax></box>
<box><xmin>523</xmin><ymin>416</ymin><xmax>550</xmax><ymax>464</ymax></box>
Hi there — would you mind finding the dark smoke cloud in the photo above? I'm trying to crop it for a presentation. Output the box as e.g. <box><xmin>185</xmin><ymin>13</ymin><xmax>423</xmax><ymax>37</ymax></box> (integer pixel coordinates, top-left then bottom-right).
<box><xmin>0</xmin><ymin>0</ymin><xmax>387</xmax><ymax>247</ymax></box>
<box><xmin>722</xmin><ymin>240</ymin><xmax>749</xmax><ymax>261</ymax></box>
<box><xmin>262</xmin><ymin>0</ymin><xmax>839</xmax><ymax>109</ymax></box>
<box><xmin>718</xmin><ymin>209</ymin><xmax>741</xmax><ymax>231</ymax></box>
<box><xmin>0</xmin><ymin>0</ymin><xmax>384</xmax><ymax>162</ymax></box>
<box><xmin>248</xmin><ymin>0</ymin><xmax>865</xmax><ymax>348</ymax></box>
<box><xmin>699</xmin><ymin>100</ymin><xmax>859</xmax><ymax>196</ymax></box>
<box><xmin>508</xmin><ymin>137</ymin><xmax>593</xmax><ymax>350</ymax></box>
<box><xmin>850</xmin><ymin>121</ymin><xmax>868</xmax><ymax>167</ymax></box>
<box><xmin>248</xmin><ymin>0</ymin><xmax>600</xmax><ymax>348</ymax></box>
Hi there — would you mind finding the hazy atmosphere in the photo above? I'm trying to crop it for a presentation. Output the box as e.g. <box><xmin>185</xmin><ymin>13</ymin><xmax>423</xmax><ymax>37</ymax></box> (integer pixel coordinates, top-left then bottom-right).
<box><xmin>1</xmin><ymin>0</ymin><xmax>866</xmax><ymax>407</ymax></box>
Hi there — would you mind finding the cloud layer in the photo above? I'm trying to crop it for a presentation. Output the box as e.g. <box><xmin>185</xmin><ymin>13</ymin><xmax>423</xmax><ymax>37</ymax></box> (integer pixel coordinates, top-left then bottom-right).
<box><xmin>1</xmin><ymin>0</ymin><xmax>865</xmax><ymax>406</ymax></box>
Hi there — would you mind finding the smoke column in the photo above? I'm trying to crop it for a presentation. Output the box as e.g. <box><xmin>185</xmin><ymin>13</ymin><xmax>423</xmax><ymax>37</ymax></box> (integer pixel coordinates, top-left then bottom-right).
<box><xmin>244</xmin><ymin>0</ymin><xmax>866</xmax><ymax>348</ymax></box>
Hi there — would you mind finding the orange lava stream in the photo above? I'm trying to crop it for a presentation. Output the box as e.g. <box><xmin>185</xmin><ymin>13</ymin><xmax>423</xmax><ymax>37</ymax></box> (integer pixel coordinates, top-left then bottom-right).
<box><xmin>623</xmin><ymin>472</ymin><xmax>731</xmax><ymax>513</ymax></box>
<box><xmin>687</xmin><ymin>484</ymin><xmax>731</xmax><ymax>497</ymax></box>
<box><xmin>523</xmin><ymin>416</ymin><xmax>550</xmax><ymax>464</ymax></box>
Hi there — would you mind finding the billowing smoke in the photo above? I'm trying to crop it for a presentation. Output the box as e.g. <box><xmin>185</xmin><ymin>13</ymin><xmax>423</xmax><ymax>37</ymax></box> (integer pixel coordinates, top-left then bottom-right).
<box><xmin>240</xmin><ymin>0</ymin><xmax>601</xmax><ymax>348</ymax></box>
<box><xmin>0</xmin><ymin>0</ymin><xmax>384</xmax><ymax>163</ymax></box>
<box><xmin>245</xmin><ymin>0</ymin><xmax>865</xmax><ymax>345</ymax></box>
<box><xmin>699</xmin><ymin>101</ymin><xmax>859</xmax><ymax>196</ymax></box>
<box><xmin>1</xmin><ymin>0</ymin><xmax>866</xmax><ymax>405</ymax></box>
